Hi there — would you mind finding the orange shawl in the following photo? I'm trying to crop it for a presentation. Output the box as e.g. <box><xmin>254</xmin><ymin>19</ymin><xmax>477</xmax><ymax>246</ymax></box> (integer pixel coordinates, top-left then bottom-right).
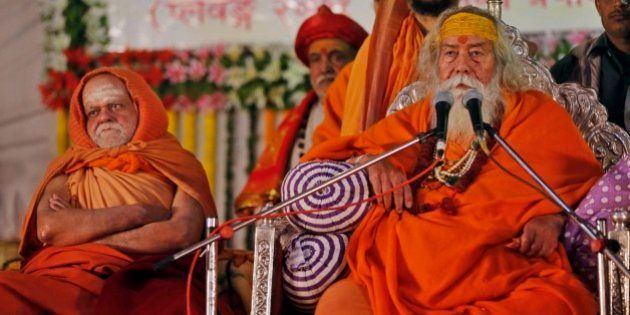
<box><xmin>304</xmin><ymin>90</ymin><xmax>600</xmax><ymax>314</ymax></box>
<box><xmin>19</xmin><ymin>67</ymin><xmax>216</xmax><ymax>257</ymax></box>
<box><xmin>313</xmin><ymin>4</ymin><xmax>424</xmax><ymax>145</ymax></box>
<box><xmin>309</xmin><ymin>61</ymin><xmax>352</xmax><ymax>149</ymax></box>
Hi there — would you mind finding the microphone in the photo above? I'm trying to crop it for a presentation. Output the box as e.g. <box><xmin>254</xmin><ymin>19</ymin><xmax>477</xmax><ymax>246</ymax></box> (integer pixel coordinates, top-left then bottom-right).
<box><xmin>433</xmin><ymin>90</ymin><xmax>454</xmax><ymax>159</ymax></box>
<box><xmin>463</xmin><ymin>89</ymin><xmax>485</xmax><ymax>142</ymax></box>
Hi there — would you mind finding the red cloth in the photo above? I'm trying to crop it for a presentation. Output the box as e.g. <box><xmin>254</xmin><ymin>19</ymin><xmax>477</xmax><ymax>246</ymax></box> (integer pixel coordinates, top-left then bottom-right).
<box><xmin>294</xmin><ymin>5</ymin><xmax>368</xmax><ymax>66</ymax></box>
<box><xmin>95</xmin><ymin>255</ymin><xmax>247</xmax><ymax>315</ymax></box>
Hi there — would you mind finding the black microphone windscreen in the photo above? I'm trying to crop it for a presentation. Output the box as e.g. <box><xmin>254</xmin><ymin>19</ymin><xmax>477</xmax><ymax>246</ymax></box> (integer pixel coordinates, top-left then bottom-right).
<box><xmin>463</xmin><ymin>89</ymin><xmax>483</xmax><ymax>107</ymax></box>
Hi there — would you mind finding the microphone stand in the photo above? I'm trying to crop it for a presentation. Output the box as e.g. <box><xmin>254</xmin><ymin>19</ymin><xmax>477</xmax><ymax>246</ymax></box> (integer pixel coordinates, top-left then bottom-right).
<box><xmin>154</xmin><ymin>129</ymin><xmax>437</xmax><ymax>271</ymax></box>
<box><xmin>482</xmin><ymin>123</ymin><xmax>630</xmax><ymax>278</ymax></box>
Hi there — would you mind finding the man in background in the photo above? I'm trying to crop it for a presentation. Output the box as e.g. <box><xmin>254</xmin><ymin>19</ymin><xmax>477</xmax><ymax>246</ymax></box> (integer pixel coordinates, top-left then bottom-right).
<box><xmin>235</xmin><ymin>5</ymin><xmax>368</xmax><ymax>216</ymax></box>
<box><xmin>552</xmin><ymin>0</ymin><xmax>629</xmax><ymax>132</ymax></box>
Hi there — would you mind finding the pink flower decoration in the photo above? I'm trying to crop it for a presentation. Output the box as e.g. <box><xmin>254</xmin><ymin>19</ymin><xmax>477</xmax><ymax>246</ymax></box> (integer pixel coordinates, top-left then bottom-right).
<box><xmin>175</xmin><ymin>50</ymin><xmax>190</xmax><ymax>61</ymax></box>
<box><xmin>188</xmin><ymin>59</ymin><xmax>207</xmax><ymax>81</ymax></box>
<box><xmin>208</xmin><ymin>61</ymin><xmax>226</xmax><ymax>85</ymax></box>
<box><xmin>566</xmin><ymin>31</ymin><xmax>589</xmax><ymax>47</ymax></box>
<box><xmin>166</xmin><ymin>61</ymin><xmax>187</xmax><ymax>84</ymax></box>
<box><xmin>212</xmin><ymin>43</ymin><xmax>225</xmax><ymax>58</ymax></box>
<box><xmin>197</xmin><ymin>93</ymin><xmax>227</xmax><ymax>112</ymax></box>
<box><xmin>173</xmin><ymin>95</ymin><xmax>194</xmax><ymax>110</ymax></box>
<box><xmin>195</xmin><ymin>48</ymin><xmax>212</xmax><ymax>60</ymax></box>
<box><xmin>544</xmin><ymin>35</ymin><xmax>559</xmax><ymax>54</ymax></box>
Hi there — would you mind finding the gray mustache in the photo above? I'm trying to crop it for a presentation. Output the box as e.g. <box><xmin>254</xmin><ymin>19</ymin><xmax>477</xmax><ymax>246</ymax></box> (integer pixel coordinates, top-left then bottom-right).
<box><xmin>96</xmin><ymin>122</ymin><xmax>123</xmax><ymax>135</ymax></box>
<box><xmin>316</xmin><ymin>73</ymin><xmax>336</xmax><ymax>86</ymax></box>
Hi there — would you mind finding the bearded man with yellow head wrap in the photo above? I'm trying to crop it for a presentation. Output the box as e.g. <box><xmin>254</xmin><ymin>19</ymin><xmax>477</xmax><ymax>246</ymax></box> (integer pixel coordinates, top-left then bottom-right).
<box><xmin>310</xmin><ymin>7</ymin><xmax>599</xmax><ymax>315</ymax></box>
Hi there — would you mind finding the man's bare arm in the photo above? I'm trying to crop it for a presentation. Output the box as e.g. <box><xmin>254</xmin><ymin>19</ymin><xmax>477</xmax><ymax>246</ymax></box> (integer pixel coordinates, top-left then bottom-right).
<box><xmin>37</xmin><ymin>175</ymin><xmax>171</xmax><ymax>246</ymax></box>
<box><xmin>94</xmin><ymin>188</ymin><xmax>206</xmax><ymax>255</ymax></box>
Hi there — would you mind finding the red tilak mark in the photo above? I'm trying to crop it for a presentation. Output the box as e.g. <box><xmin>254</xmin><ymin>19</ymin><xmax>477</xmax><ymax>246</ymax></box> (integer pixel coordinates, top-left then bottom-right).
<box><xmin>457</xmin><ymin>36</ymin><xmax>468</xmax><ymax>44</ymax></box>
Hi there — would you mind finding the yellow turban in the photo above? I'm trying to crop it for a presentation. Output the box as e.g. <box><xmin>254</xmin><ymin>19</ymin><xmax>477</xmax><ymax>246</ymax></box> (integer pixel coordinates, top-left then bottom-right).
<box><xmin>439</xmin><ymin>12</ymin><xmax>497</xmax><ymax>42</ymax></box>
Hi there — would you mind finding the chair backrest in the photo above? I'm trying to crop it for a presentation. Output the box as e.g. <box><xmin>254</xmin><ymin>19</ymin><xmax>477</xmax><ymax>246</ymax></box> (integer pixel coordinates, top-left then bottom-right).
<box><xmin>386</xmin><ymin>23</ymin><xmax>630</xmax><ymax>170</ymax></box>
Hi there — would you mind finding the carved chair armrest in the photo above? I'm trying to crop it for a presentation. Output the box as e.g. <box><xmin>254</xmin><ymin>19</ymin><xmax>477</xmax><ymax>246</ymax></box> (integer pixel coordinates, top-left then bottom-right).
<box><xmin>251</xmin><ymin>218</ymin><xmax>299</xmax><ymax>315</ymax></box>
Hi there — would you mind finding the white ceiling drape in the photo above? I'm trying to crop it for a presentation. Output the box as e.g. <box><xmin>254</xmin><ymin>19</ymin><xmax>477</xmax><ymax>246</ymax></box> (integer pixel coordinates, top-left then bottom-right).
<box><xmin>0</xmin><ymin>0</ymin><xmax>54</xmax><ymax>241</ymax></box>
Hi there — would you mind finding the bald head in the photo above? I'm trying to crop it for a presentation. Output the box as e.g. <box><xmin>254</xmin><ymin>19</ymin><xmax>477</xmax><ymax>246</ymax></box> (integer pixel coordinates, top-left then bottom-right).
<box><xmin>82</xmin><ymin>74</ymin><xmax>138</xmax><ymax>148</ymax></box>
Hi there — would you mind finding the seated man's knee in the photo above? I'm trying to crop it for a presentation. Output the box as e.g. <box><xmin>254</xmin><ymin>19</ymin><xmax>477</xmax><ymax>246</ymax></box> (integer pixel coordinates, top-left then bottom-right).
<box><xmin>315</xmin><ymin>279</ymin><xmax>372</xmax><ymax>315</ymax></box>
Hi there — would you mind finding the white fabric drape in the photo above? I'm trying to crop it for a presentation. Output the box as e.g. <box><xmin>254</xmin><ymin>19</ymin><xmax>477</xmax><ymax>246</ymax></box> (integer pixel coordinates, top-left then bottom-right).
<box><xmin>0</xmin><ymin>0</ymin><xmax>53</xmax><ymax>241</ymax></box>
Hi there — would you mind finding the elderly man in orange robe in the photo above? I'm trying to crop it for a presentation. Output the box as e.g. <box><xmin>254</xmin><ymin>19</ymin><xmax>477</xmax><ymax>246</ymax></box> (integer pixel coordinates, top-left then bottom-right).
<box><xmin>0</xmin><ymin>67</ymin><xmax>216</xmax><ymax>313</ymax></box>
<box><xmin>308</xmin><ymin>7</ymin><xmax>600</xmax><ymax>314</ymax></box>
<box><xmin>316</xmin><ymin>0</ymin><xmax>567</xmax><ymax>267</ymax></box>
<box><xmin>235</xmin><ymin>5</ymin><xmax>368</xmax><ymax>215</ymax></box>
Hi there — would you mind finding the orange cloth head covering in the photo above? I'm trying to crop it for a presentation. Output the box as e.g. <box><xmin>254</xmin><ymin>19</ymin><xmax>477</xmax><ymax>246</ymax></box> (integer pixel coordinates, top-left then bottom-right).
<box><xmin>69</xmin><ymin>67</ymin><xmax>168</xmax><ymax>148</ymax></box>
<box><xmin>294</xmin><ymin>5</ymin><xmax>368</xmax><ymax>66</ymax></box>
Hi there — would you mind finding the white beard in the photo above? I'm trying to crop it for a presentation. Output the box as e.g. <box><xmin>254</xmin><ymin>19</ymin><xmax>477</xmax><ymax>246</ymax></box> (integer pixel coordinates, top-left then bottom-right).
<box><xmin>430</xmin><ymin>74</ymin><xmax>503</xmax><ymax>149</ymax></box>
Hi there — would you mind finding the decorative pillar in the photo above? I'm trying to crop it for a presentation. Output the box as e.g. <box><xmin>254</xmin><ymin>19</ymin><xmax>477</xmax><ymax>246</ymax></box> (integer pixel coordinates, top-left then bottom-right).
<box><xmin>487</xmin><ymin>0</ymin><xmax>503</xmax><ymax>19</ymax></box>
<box><xmin>202</xmin><ymin>110</ymin><xmax>217</xmax><ymax>193</ymax></box>
<box><xmin>182</xmin><ymin>109</ymin><xmax>198</xmax><ymax>153</ymax></box>
<box><xmin>57</xmin><ymin>107</ymin><xmax>69</xmax><ymax>154</ymax></box>
<box><xmin>167</xmin><ymin>110</ymin><xmax>179</xmax><ymax>137</ymax></box>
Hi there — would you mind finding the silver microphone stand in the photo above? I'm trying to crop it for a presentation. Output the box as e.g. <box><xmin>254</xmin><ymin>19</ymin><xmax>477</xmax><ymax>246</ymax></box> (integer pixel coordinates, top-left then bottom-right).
<box><xmin>153</xmin><ymin>129</ymin><xmax>437</xmax><ymax>312</ymax></box>
<box><xmin>481</xmin><ymin>123</ymin><xmax>630</xmax><ymax>279</ymax></box>
<box><xmin>155</xmin><ymin>129</ymin><xmax>436</xmax><ymax>270</ymax></box>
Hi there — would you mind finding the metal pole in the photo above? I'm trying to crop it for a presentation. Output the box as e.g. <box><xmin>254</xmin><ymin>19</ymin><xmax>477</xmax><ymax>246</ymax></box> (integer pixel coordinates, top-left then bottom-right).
<box><xmin>483</xmin><ymin>124</ymin><xmax>630</xmax><ymax>278</ymax></box>
<box><xmin>597</xmin><ymin>219</ymin><xmax>609</xmax><ymax>315</ymax></box>
<box><xmin>205</xmin><ymin>217</ymin><xmax>218</xmax><ymax>315</ymax></box>
<box><xmin>154</xmin><ymin>130</ymin><xmax>437</xmax><ymax>270</ymax></box>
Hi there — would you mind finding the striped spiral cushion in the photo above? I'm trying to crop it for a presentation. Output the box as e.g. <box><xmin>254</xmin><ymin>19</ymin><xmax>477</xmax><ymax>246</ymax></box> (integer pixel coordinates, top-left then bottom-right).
<box><xmin>281</xmin><ymin>161</ymin><xmax>371</xmax><ymax>233</ymax></box>
<box><xmin>282</xmin><ymin>232</ymin><xmax>349</xmax><ymax>312</ymax></box>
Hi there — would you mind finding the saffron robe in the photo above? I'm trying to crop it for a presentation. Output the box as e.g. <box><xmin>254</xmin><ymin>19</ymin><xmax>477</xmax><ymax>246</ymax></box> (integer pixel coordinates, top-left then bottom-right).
<box><xmin>312</xmin><ymin>13</ymin><xmax>423</xmax><ymax>146</ymax></box>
